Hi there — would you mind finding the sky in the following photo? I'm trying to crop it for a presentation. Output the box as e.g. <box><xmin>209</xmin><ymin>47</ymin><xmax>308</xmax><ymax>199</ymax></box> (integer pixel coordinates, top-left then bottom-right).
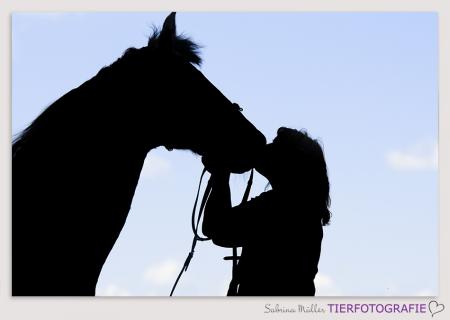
<box><xmin>12</xmin><ymin>12</ymin><xmax>438</xmax><ymax>296</ymax></box>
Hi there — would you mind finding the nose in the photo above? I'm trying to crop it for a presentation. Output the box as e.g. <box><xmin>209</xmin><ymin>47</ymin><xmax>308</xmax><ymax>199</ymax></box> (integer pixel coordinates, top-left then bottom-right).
<box><xmin>202</xmin><ymin>127</ymin><xmax>267</xmax><ymax>174</ymax></box>
<box><xmin>229</xmin><ymin>130</ymin><xmax>266</xmax><ymax>173</ymax></box>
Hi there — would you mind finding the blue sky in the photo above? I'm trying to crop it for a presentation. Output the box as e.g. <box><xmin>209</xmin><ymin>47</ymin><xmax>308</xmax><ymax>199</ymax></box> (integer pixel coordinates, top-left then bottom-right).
<box><xmin>12</xmin><ymin>12</ymin><xmax>438</xmax><ymax>296</ymax></box>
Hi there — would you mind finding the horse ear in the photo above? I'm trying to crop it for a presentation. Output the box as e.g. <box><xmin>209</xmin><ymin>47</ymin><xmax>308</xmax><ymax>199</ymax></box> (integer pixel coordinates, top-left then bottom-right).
<box><xmin>159</xmin><ymin>12</ymin><xmax>176</xmax><ymax>50</ymax></box>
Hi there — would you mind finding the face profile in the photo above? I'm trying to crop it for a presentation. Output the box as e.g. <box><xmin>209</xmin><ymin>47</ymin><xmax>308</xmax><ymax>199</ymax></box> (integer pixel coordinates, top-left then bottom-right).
<box><xmin>202</xmin><ymin>126</ymin><xmax>331</xmax><ymax>295</ymax></box>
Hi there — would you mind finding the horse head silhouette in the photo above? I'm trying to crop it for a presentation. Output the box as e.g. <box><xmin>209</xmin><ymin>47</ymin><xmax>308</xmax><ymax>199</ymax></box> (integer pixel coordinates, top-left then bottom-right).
<box><xmin>12</xmin><ymin>12</ymin><xmax>266</xmax><ymax>296</ymax></box>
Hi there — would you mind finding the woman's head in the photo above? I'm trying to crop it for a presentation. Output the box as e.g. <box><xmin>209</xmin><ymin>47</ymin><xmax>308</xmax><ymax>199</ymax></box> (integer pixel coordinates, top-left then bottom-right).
<box><xmin>256</xmin><ymin>127</ymin><xmax>331</xmax><ymax>225</ymax></box>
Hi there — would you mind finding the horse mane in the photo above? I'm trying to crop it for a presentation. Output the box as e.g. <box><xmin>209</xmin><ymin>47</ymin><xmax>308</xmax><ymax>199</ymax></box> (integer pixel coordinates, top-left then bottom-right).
<box><xmin>146</xmin><ymin>27</ymin><xmax>202</xmax><ymax>66</ymax></box>
<box><xmin>12</xmin><ymin>27</ymin><xmax>202</xmax><ymax>157</ymax></box>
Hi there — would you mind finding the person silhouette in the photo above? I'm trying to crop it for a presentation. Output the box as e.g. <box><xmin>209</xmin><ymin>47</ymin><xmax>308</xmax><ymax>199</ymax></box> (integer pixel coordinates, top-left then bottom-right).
<box><xmin>202</xmin><ymin>127</ymin><xmax>331</xmax><ymax>296</ymax></box>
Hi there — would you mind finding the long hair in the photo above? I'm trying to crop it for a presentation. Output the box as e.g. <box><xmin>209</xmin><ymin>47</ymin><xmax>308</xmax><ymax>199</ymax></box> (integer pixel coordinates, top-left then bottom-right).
<box><xmin>273</xmin><ymin>127</ymin><xmax>331</xmax><ymax>226</ymax></box>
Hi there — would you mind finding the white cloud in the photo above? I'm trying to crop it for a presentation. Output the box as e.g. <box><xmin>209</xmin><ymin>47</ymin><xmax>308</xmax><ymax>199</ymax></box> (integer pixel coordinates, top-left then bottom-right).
<box><xmin>96</xmin><ymin>284</ymin><xmax>130</xmax><ymax>296</ymax></box>
<box><xmin>144</xmin><ymin>259</ymin><xmax>179</xmax><ymax>286</ymax></box>
<box><xmin>315</xmin><ymin>273</ymin><xmax>333</xmax><ymax>287</ymax></box>
<box><xmin>314</xmin><ymin>273</ymin><xmax>341</xmax><ymax>296</ymax></box>
<box><xmin>386</xmin><ymin>141</ymin><xmax>438</xmax><ymax>171</ymax></box>
<box><xmin>416</xmin><ymin>288</ymin><xmax>436</xmax><ymax>296</ymax></box>
<box><xmin>140</xmin><ymin>155</ymin><xmax>171</xmax><ymax>179</ymax></box>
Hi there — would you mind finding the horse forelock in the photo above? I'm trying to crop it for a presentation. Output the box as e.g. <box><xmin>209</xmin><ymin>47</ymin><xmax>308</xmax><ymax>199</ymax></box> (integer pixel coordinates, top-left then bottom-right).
<box><xmin>145</xmin><ymin>27</ymin><xmax>202</xmax><ymax>66</ymax></box>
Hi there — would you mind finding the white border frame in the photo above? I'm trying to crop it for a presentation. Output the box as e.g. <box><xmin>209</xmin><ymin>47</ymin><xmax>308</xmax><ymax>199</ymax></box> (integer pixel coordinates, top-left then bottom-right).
<box><xmin>1</xmin><ymin>1</ymin><xmax>449</xmax><ymax>319</ymax></box>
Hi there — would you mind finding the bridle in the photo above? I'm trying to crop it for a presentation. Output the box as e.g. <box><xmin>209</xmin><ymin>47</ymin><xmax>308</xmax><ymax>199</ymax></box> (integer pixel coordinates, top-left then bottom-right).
<box><xmin>225</xmin><ymin>168</ymin><xmax>253</xmax><ymax>296</ymax></box>
<box><xmin>169</xmin><ymin>103</ymin><xmax>254</xmax><ymax>296</ymax></box>
<box><xmin>169</xmin><ymin>167</ymin><xmax>254</xmax><ymax>296</ymax></box>
<box><xmin>170</xmin><ymin>168</ymin><xmax>211</xmax><ymax>296</ymax></box>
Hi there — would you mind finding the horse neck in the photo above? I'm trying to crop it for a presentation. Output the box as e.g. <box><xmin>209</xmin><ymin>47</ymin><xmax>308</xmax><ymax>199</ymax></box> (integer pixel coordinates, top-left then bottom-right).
<box><xmin>73</xmin><ymin>62</ymin><xmax>205</xmax><ymax>160</ymax></box>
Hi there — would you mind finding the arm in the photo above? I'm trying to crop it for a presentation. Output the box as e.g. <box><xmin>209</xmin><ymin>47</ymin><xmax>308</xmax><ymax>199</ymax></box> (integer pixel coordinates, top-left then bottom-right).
<box><xmin>203</xmin><ymin>169</ymin><xmax>253</xmax><ymax>247</ymax></box>
<box><xmin>203</xmin><ymin>172</ymin><xmax>270</xmax><ymax>248</ymax></box>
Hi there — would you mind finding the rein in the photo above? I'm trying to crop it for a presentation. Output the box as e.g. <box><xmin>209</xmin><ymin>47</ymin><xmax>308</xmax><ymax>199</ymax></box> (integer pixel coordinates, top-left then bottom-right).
<box><xmin>169</xmin><ymin>167</ymin><xmax>254</xmax><ymax>296</ymax></box>
<box><xmin>170</xmin><ymin>168</ymin><xmax>211</xmax><ymax>296</ymax></box>
<box><xmin>225</xmin><ymin>168</ymin><xmax>253</xmax><ymax>296</ymax></box>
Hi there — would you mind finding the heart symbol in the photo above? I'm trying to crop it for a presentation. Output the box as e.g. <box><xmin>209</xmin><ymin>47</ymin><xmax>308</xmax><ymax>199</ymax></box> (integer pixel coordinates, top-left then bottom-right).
<box><xmin>429</xmin><ymin>300</ymin><xmax>445</xmax><ymax>317</ymax></box>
